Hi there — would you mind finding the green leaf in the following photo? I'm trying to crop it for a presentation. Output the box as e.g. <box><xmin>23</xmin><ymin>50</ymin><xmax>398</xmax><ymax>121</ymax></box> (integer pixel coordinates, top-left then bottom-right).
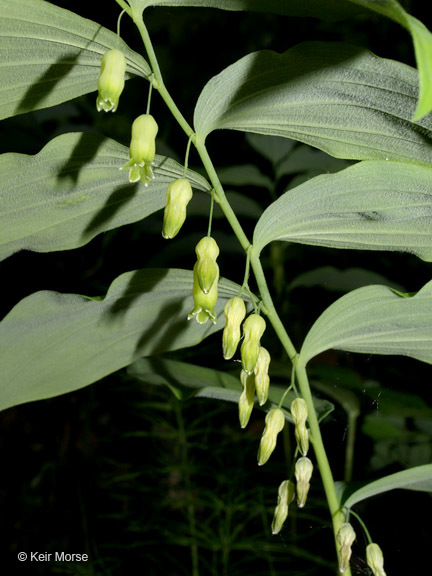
<box><xmin>194</xmin><ymin>42</ymin><xmax>432</xmax><ymax>164</ymax></box>
<box><xmin>253</xmin><ymin>161</ymin><xmax>432</xmax><ymax>260</ymax></box>
<box><xmin>288</xmin><ymin>266</ymin><xmax>403</xmax><ymax>294</ymax></box>
<box><xmin>299</xmin><ymin>279</ymin><xmax>432</xmax><ymax>365</ymax></box>
<box><xmin>128</xmin><ymin>357</ymin><xmax>333</xmax><ymax>420</ymax></box>
<box><xmin>0</xmin><ymin>132</ymin><xmax>210</xmax><ymax>261</ymax></box>
<box><xmin>0</xmin><ymin>269</ymin><xmax>242</xmax><ymax>412</ymax></box>
<box><xmin>130</xmin><ymin>0</ymin><xmax>364</xmax><ymax>20</ymax></box>
<box><xmin>347</xmin><ymin>0</ymin><xmax>432</xmax><ymax>120</ymax></box>
<box><xmin>0</xmin><ymin>0</ymin><xmax>150</xmax><ymax>120</ymax></box>
<box><xmin>340</xmin><ymin>464</ymin><xmax>432</xmax><ymax>508</ymax></box>
<box><xmin>217</xmin><ymin>164</ymin><xmax>273</xmax><ymax>190</ymax></box>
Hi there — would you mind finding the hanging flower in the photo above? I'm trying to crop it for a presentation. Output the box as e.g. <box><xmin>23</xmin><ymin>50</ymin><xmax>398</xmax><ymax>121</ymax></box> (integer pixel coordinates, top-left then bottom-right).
<box><xmin>187</xmin><ymin>262</ymin><xmax>218</xmax><ymax>324</ymax></box>
<box><xmin>366</xmin><ymin>543</ymin><xmax>387</xmax><ymax>576</ymax></box>
<box><xmin>337</xmin><ymin>522</ymin><xmax>356</xmax><ymax>574</ymax></box>
<box><xmin>195</xmin><ymin>236</ymin><xmax>220</xmax><ymax>294</ymax></box>
<box><xmin>258</xmin><ymin>408</ymin><xmax>285</xmax><ymax>466</ymax></box>
<box><xmin>271</xmin><ymin>480</ymin><xmax>295</xmax><ymax>535</ymax></box>
<box><xmin>290</xmin><ymin>398</ymin><xmax>309</xmax><ymax>456</ymax></box>
<box><xmin>162</xmin><ymin>178</ymin><xmax>193</xmax><ymax>239</ymax></box>
<box><xmin>120</xmin><ymin>114</ymin><xmax>158</xmax><ymax>185</ymax></box>
<box><xmin>241</xmin><ymin>313</ymin><xmax>266</xmax><ymax>375</ymax></box>
<box><xmin>222</xmin><ymin>297</ymin><xmax>246</xmax><ymax>360</ymax></box>
<box><xmin>96</xmin><ymin>49</ymin><xmax>126</xmax><ymax>112</ymax></box>
<box><xmin>238</xmin><ymin>369</ymin><xmax>255</xmax><ymax>429</ymax></box>
<box><xmin>294</xmin><ymin>456</ymin><xmax>313</xmax><ymax>508</ymax></box>
<box><xmin>254</xmin><ymin>346</ymin><xmax>271</xmax><ymax>406</ymax></box>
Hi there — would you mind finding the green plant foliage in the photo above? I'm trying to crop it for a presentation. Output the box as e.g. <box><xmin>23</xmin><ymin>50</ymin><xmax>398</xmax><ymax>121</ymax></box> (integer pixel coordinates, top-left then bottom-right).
<box><xmin>0</xmin><ymin>269</ymin><xmax>244</xmax><ymax>412</ymax></box>
<box><xmin>340</xmin><ymin>464</ymin><xmax>432</xmax><ymax>508</ymax></box>
<box><xmin>194</xmin><ymin>42</ymin><xmax>432</xmax><ymax>163</ymax></box>
<box><xmin>0</xmin><ymin>132</ymin><xmax>210</xmax><ymax>261</ymax></box>
<box><xmin>0</xmin><ymin>0</ymin><xmax>150</xmax><ymax>120</ymax></box>
<box><xmin>0</xmin><ymin>135</ymin><xmax>209</xmax><ymax>259</ymax></box>
<box><xmin>300</xmin><ymin>280</ymin><xmax>432</xmax><ymax>365</ymax></box>
<box><xmin>253</xmin><ymin>161</ymin><xmax>432</xmax><ymax>259</ymax></box>
<box><xmin>348</xmin><ymin>0</ymin><xmax>432</xmax><ymax>119</ymax></box>
<box><xmin>128</xmin><ymin>357</ymin><xmax>334</xmax><ymax>419</ymax></box>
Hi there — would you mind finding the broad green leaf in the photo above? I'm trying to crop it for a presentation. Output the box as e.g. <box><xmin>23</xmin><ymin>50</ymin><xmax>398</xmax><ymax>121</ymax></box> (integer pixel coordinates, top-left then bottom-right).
<box><xmin>128</xmin><ymin>357</ymin><xmax>333</xmax><ymax>420</ymax></box>
<box><xmin>217</xmin><ymin>164</ymin><xmax>273</xmax><ymax>190</ymax></box>
<box><xmin>347</xmin><ymin>0</ymin><xmax>432</xmax><ymax>119</ymax></box>
<box><xmin>299</xmin><ymin>279</ymin><xmax>432</xmax><ymax>365</ymax></box>
<box><xmin>340</xmin><ymin>464</ymin><xmax>432</xmax><ymax>508</ymax></box>
<box><xmin>0</xmin><ymin>269</ymin><xmax>241</xmax><ymax>412</ymax></box>
<box><xmin>288</xmin><ymin>267</ymin><xmax>403</xmax><ymax>294</ymax></box>
<box><xmin>129</xmin><ymin>0</ymin><xmax>364</xmax><ymax>20</ymax></box>
<box><xmin>253</xmin><ymin>161</ymin><xmax>432</xmax><ymax>260</ymax></box>
<box><xmin>0</xmin><ymin>0</ymin><xmax>150</xmax><ymax>120</ymax></box>
<box><xmin>194</xmin><ymin>42</ymin><xmax>432</xmax><ymax>164</ymax></box>
<box><xmin>0</xmin><ymin>132</ymin><xmax>210</xmax><ymax>261</ymax></box>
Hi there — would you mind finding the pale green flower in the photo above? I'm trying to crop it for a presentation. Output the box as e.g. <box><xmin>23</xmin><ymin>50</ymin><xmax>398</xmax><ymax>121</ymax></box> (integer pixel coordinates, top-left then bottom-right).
<box><xmin>96</xmin><ymin>49</ymin><xmax>126</xmax><ymax>112</ymax></box>
<box><xmin>271</xmin><ymin>480</ymin><xmax>295</xmax><ymax>535</ymax></box>
<box><xmin>366</xmin><ymin>543</ymin><xmax>387</xmax><ymax>576</ymax></box>
<box><xmin>258</xmin><ymin>408</ymin><xmax>285</xmax><ymax>466</ymax></box>
<box><xmin>241</xmin><ymin>314</ymin><xmax>266</xmax><ymax>374</ymax></box>
<box><xmin>187</xmin><ymin>263</ymin><xmax>218</xmax><ymax>324</ymax></box>
<box><xmin>120</xmin><ymin>114</ymin><xmax>158</xmax><ymax>185</ymax></box>
<box><xmin>238</xmin><ymin>369</ymin><xmax>255</xmax><ymax>428</ymax></box>
<box><xmin>294</xmin><ymin>456</ymin><xmax>313</xmax><ymax>507</ymax></box>
<box><xmin>222</xmin><ymin>297</ymin><xmax>246</xmax><ymax>360</ymax></box>
<box><xmin>162</xmin><ymin>178</ymin><xmax>193</xmax><ymax>239</ymax></box>
<box><xmin>195</xmin><ymin>236</ymin><xmax>220</xmax><ymax>294</ymax></box>
<box><xmin>254</xmin><ymin>346</ymin><xmax>271</xmax><ymax>406</ymax></box>
<box><xmin>337</xmin><ymin>522</ymin><xmax>356</xmax><ymax>573</ymax></box>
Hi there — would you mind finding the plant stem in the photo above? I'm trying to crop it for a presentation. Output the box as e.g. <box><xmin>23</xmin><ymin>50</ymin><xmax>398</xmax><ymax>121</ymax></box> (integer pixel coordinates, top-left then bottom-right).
<box><xmin>133</xmin><ymin>12</ymin><xmax>350</xmax><ymax>574</ymax></box>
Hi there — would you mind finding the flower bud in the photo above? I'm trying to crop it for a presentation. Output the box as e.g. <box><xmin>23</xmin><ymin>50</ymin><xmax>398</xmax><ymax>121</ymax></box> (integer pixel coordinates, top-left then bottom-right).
<box><xmin>96</xmin><ymin>49</ymin><xmax>126</xmax><ymax>112</ymax></box>
<box><xmin>366</xmin><ymin>543</ymin><xmax>386</xmax><ymax>576</ymax></box>
<box><xmin>238</xmin><ymin>370</ymin><xmax>255</xmax><ymax>429</ymax></box>
<box><xmin>271</xmin><ymin>480</ymin><xmax>295</xmax><ymax>535</ymax></box>
<box><xmin>294</xmin><ymin>456</ymin><xmax>313</xmax><ymax>508</ymax></box>
<box><xmin>337</xmin><ymin>523</ymin><xmax>356</xmax><ymax>574</ymax></box>
<box><xmin>120</xmin><ymin>114</ymin><xmax>158</xmax><ymax>185</ymax></box>
<box><xmin>162</xmin><ymin>178</ymin><xmax>193</xmax><ymax>239</ymax></box>
<box><xmin>222</xmin><ymin>297</ymin><xmax>246</xmax><ymax>360</ymax></box>
<box><xmin>254</xmin><ymin>346</ymin><xmax>271</xmax><ymax>406</ymax></box>
<box><xmin>187</xmin><ymin>263</ymin><xmax>218</xmax><ymax>324</ymax></box>
<box><xmin>195</xmin><ymin>236</ymin><xmax>220</xmax><ymax>294</ymax></box>
<box><xmin>257</xmin><ymin>408</ymin><xmax>285</xmax><ymax>466</ymax></box>
<box><xmin>291</xmin><ymin>398</ymin><xmax>309</xmax><ymax>456</ymax></box>
<box><xmin>241</xmin><ymin>314</ymin><xmax>266</xmax><ymax>374</ymax></box>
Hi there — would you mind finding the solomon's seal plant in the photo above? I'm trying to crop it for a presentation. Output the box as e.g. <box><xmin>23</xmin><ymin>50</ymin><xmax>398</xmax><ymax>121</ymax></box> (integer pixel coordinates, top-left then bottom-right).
<box><xmin>2</xmin><ymin>0</ymin><xmax>432</xmax><ymax>574</ymax></box>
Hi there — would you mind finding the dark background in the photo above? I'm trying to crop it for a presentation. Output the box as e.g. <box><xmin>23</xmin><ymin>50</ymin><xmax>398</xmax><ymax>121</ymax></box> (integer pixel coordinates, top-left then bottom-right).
<box><xmin>1</xmin><ymin>1</ymin><xmax>431</xmax><ymax>574</ymax></box>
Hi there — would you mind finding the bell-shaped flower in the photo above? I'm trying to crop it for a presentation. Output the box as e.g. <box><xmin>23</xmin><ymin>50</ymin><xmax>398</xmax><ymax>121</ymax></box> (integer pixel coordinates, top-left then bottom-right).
<box><xmin>195</xmin><ymin>236</ymin><xmax>220</xmax><ymax>294</ymax></box>
<box><xmin>162</xmin><ymin>178</ymin><xmax>193</xmax><ymax>239</ymax></box>
<box><xmin>254</xmin><ymin>346</ymin><xmax>271</xmax><ymax>406</ymax></box>
<box><xmin>120</xmin><ymin>114</ymin><xmax>158</xmax><ymax>185</ymax></box>
<box><xmin>290</xmin><ymin>398</ymin><xmax>309</xmax><ymax>456</ymax></box>
<box><xmin>271</xmin><ymin>480</ymin><xmax>295</xmax><ymax>535</ymax></box>
<box><xmin>96</xmin><ymin>49</ymin><xmax>126</xmax><ymax>112</ymax></box>
<box><xmin>187</xmin><ymin>263</ymin><xmax>218</xmax><ymax>324</ymax></box>
<box><xmin>337</xmin><ymin>523</ymin><xmax>356</xmax><ymax>574</ymax></box>
<box><xmin>366</xmin><ymin>543</ymin><xmax>387</xmax><ymax>576</ymax></box>
<box><xmin>241</xmin><ymin>314</ymin><xmax>266</xmax><ymax>374</ymax></box>
<box><xmin>257</xmin><ymin>408</ymin><xmax>285</xmax><ymax>466</ymax></box>
<box><xmin>222</xmin><ymin>297</ymin><xmax>246</xmax><ymax>360</ymax></box>
<box><xmin>238</xmin><ymin>369</ymin><xmax>255</xmax><ymax>429</ymax></box>
<box><xmin>294</xmin><ymin>456</ymin><xmax>313</xmax><ymax>508</ymax></box>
